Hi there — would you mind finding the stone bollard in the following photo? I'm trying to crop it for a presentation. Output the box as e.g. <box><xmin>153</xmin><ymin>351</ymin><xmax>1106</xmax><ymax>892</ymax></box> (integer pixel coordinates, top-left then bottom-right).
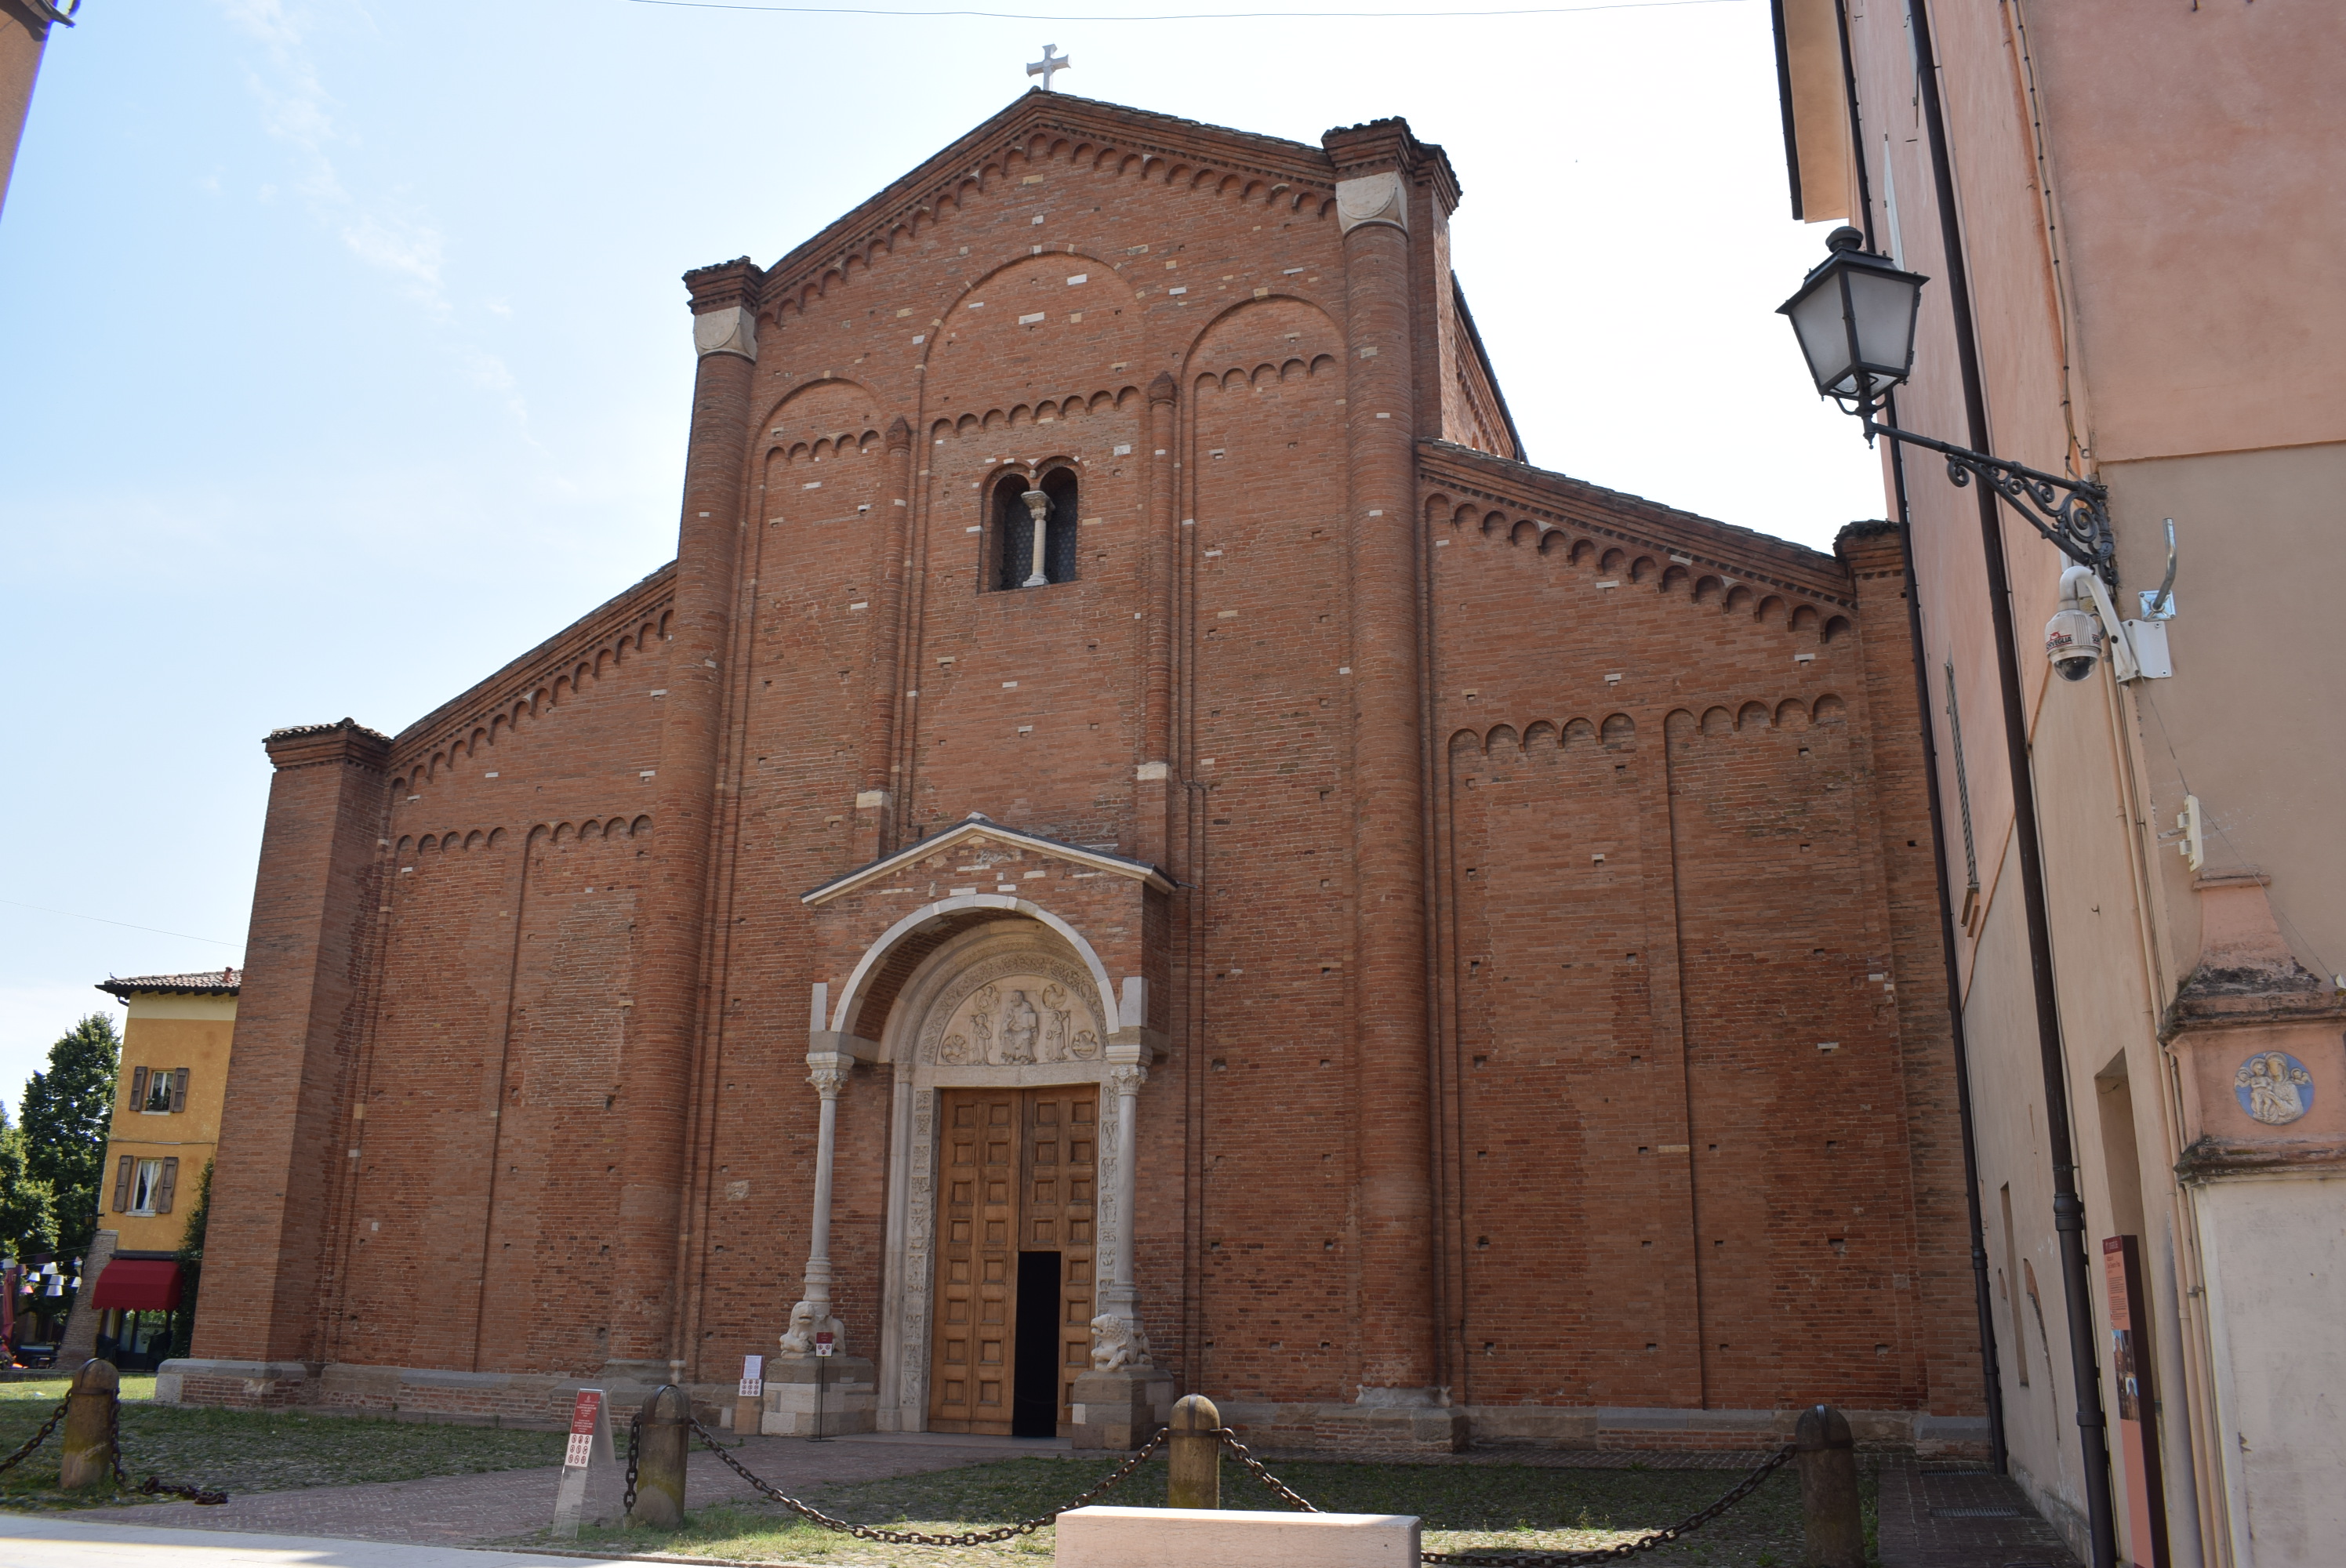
<box><xmin>59</xmin><ymin>1358</ymin><xmax>119</xmax><ymax>1491</ymax></box>
<box><xmin>1165</xmin><ymin>1393</ymin><xmax>1221</xmax><ymax>1511</ymax></box>
<box><xmin>1794</xmin><ymin>1403</ymin><xmax>1864</xmax><ymax>1568</ymax></box>
<box><xmin>629</xmin><ymin>1384</ymin><xmax>690</xmax><ymax>1528</ymax></box>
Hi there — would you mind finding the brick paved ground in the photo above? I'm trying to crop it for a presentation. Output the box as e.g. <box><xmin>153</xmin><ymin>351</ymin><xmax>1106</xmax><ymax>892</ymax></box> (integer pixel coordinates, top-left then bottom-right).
<box><xmin>73</xmin><ymin>1431</ymin><xmax>1051</xmax><ymax>1547</ymax></box>
<box><xmin>1877</xmin><ymin>1464</ymin><xmax>2083</xmax><ymax>1567</ymax></box>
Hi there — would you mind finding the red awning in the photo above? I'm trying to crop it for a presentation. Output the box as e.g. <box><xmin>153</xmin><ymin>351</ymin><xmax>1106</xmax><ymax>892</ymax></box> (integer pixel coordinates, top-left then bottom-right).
<box><xmin>89</xmin><ymin>1260</ymin><xmax>182</xmax><ymax>1312</ymax></box>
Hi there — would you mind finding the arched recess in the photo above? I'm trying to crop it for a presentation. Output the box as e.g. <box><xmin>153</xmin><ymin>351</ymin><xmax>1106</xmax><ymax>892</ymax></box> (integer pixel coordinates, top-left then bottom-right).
<box><xmin>922</xmin><ymin>250</ymin><xmax>1144</xmax><ymax>420</ymax></box>
<box><xmin>835</xmin><ymin>904</ymin><xmax>1131</xmax><ymax>1436</ymax></box>
<box><xmin>829</xmin><ymin>891</ymin><xmax>1119</xmax><ymax>1040</ymax></box>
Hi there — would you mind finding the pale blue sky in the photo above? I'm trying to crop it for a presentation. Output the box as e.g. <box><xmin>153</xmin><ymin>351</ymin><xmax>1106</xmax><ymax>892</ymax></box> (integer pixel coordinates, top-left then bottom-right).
<box><xmin>0</xmin><ymin>0</ymin><xmax>1881</xmax><ymax>1102</ymax></box>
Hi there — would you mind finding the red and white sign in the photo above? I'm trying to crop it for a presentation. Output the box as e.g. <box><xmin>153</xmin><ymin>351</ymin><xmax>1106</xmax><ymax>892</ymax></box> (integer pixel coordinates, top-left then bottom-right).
<box><xmin>739</xmin><ymin>1354</ymin><xmax>764</xmax><ymax>1398</ymax></box>
<box><xmin>564</xmin><ymin>1388</ymin><xmax>604</xmax><ymax>1469</ymax></box>
<box><xmin>815</xmin><ymin>1330</ymin><xmax>835</xmax><ymax>1358</ymax></box>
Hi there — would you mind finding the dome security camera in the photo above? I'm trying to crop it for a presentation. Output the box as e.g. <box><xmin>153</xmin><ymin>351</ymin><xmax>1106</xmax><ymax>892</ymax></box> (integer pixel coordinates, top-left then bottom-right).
<box><xmin>2046</xmin><ymin>565</ymin><xmax>2106</xmax><ymax>682</ymax></box>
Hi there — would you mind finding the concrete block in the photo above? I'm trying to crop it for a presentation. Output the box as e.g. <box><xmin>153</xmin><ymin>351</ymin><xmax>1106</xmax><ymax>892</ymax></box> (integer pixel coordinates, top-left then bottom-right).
<box><xmin>1055</xmin><ymin>1506</ymin><xmax>1420</xmax><ymax>1568</ymax></box>
<box><xmin>763</xmin><ymin>1356</ymin><xmax>876</xmax><ymax>1435</ymax></box>
<box><xmin>1069</xmin><ymin>1367</ymin><xmax>1173</xmax><ymax>1450</ymax></box>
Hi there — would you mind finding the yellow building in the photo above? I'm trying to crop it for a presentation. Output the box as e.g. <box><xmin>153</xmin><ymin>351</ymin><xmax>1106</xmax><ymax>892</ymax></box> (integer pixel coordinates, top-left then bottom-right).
<box><xmin>67</xmin><ymin>970</ymin><xmax>239</xmax><ymax>1364</ymax></box>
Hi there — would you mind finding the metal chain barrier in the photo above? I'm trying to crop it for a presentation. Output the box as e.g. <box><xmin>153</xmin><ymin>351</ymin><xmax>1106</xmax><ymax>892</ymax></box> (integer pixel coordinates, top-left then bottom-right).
<box><xmin>1416</xmin><ymin>1443</ymin><xmax>1796</xmax><ymax>1566</ymax></box>
<box><xmin>623</xmin><ymin>1406</ymin><xmax>641</xmax><ymax>1516</ymax></box>
<box><xmin>0</xmin><ymin>1387</ymin><xmax>226</xmax><ymax>1503</ymax></box>
<box><xmin>685</xmin><ymin>1416</ymin><xmax>1167</xmax><ymax>1546</ymax></box>
<box><xmin>105</xmin><ymin>1392</ymin><xmax>230</xmax><ymax>1505</ymax></box>
<box><xmin>0</xmin><ymin>1396</ymin><xmax>70</xmax><ymax>1478</ymax></box>
<box><xmin>1204</xmin><ymin>1427</ymin><xmax>1795</xmax><ymax>1567</ymax></box>
<box><xmin>1209</xmin><ymin>1427</ymin><xmax>1324</xmax><ymax>1512</ymax></box>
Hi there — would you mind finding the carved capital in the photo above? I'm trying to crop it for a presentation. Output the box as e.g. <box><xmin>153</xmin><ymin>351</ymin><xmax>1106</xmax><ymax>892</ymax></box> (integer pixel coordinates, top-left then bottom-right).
<box><xmin>1108</xmin><ymin>1064</ymin><xmax>1148</xmax><ymax>1098</ymax></box>
<box><xmin>1335</xmin><ymin>171</ymin><xmax>1408</xmax><ymax>234</ymax></box>
<box><xmin>808</xmin><ymin>1063</ymin><xmax>851</xmax><ymax>1098</ymax></box>
<box><xmin>693</xmin><ymin>304</ymin><xmax>758</xmax><ymax>361</ymax></box>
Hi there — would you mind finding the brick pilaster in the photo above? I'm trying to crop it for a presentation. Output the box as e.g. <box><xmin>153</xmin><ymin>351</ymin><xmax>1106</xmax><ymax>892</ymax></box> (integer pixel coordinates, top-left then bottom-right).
<box><xmin>1327</xmin><ymin>120</ymin><xmax>1440</xmax><ymax>1396</ymax></box>
<box><xmin>605</xmin><ymin>257</ymin><xmax>761</xmax><ymax>1374</ymax></box>
<box><xmin>195</xmin><ymin>719</ymin><xmax>390</xmax><ymax>1365</ymax></box>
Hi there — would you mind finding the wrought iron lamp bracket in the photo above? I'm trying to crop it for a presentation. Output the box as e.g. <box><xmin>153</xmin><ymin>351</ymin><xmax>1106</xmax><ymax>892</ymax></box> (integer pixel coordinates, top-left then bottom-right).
<box><xmin>1860</xmin><ymin>414</ymin><xmax>2114</xmax><ymax>583</ymax></box>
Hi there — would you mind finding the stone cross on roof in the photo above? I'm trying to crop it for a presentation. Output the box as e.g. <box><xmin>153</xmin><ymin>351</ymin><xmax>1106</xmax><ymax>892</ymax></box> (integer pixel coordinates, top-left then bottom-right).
<box><xmin>1026</xmin><ymin>44</ymin><xmax>1070</xmax><ymax>92</ymax></box>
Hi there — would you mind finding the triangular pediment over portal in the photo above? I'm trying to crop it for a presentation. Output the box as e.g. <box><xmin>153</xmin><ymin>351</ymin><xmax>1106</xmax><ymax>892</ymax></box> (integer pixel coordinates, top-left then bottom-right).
<box><xmin>800</xmin><ymin>813</ymin><xmax>1172</xmax><ymax>906</ymax></box>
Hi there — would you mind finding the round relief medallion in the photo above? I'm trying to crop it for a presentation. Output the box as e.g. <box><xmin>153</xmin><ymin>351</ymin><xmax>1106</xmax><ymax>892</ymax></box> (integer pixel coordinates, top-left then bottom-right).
<box><xmin>2233</xmin><ymin>1049</ymin><xmax>2314</xmax><ymax>1126</ymax></box>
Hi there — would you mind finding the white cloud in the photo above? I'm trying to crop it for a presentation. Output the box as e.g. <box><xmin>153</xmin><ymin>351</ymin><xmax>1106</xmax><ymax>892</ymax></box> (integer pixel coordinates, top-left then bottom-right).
<box><xmin>222</xmin><ymin>0</ymin><xmax>451</xmax><ymax>313</ymax></box>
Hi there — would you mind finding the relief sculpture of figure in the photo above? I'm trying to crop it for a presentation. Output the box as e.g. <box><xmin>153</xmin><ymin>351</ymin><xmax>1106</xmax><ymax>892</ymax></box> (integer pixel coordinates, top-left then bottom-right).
<box><xmin>999</xmin><ymin>989</ymin><xmax>1039</xmax><ymax>1063</ymax></box>
<box><xmin>967</xmin><ymin>985</ymin><xmax>997</xmax><ymax>1062</ymax></box>
<box><xmin>1039</xmin><ymin>983</ymin><xmax>1071</xmax><ymax>1062</ymax></box>
<box><xmin>2235</xmin><ymin>1051</ymin><xmax>2315</xmax><ymax>1126</ymax></box>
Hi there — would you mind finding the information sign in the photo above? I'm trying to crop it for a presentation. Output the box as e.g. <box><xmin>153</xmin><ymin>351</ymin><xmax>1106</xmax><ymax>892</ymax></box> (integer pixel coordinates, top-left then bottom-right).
<box><xmin>739</xmin><ymin>1354</ymin><xmax>764</xmax><ymax>1397</ymax></box>
<box><xmin>815</xmin><ymin>1331</ymin><xmax>835</xmax><ymax>1358</ymax></box>
<box><xmin>550</xmin><ymin>1387</ymin><xmax>613</xmax><ymax>1538</ymax></box>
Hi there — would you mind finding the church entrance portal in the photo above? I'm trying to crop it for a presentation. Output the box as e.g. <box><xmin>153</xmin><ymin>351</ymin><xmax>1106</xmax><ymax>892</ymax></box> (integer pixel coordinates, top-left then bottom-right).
<box><xmin>927</xmin><ymin>1087</ymin><xmax>1098</xmax><ymax>1435</ymax></box>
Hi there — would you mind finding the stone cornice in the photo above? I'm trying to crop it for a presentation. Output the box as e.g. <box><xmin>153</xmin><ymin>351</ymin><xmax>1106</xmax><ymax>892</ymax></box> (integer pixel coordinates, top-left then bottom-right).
<box><xmin>264</xmin><ymin>720</ymin><xmax>391</xmax><ymax>772</ymax></box>
<box><xmin>2174</xmin><ymin>1134</ymin><xmax>2346</xmax><ymax>1184</ymax></box>
<box><xmin>803</xmin><ymin>813</ymin><xmax>1172</xmax><ymax>906</ymax></box>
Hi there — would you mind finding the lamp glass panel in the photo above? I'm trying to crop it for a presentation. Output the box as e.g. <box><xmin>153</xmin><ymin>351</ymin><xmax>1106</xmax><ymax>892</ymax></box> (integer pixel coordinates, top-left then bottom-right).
<box><xmin>1784</xmin><ymin>272</ymin><xmax>1857</xmax><ymax>397</ymax></box>
<box><xmin>1845</xmin><ymin>267</ymin><xmax>1921</xmax><ymax>387</ymax></box>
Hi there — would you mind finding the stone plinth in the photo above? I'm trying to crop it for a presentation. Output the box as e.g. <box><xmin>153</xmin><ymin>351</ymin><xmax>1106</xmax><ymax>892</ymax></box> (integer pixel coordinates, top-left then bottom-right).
<box><xmin>1056</xmin><ymin>1505</ymin><xmax>1420</xmax><ymax>1567</ymax></box>
<box><xmin>761</xmin><ymin>1355</ymin><xmax>876</xmax><ymax>1436</ymax></box>
<box><xmin>1068</xmin><ymin>1367</ymin><xmax>1174</xmax><ymax>1450</ymax></box>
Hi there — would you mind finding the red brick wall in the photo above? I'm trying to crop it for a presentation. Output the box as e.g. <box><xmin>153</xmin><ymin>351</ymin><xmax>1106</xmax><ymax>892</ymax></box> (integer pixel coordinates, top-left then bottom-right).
<box><xmin>205</xmin><ymin>95</ymin><xmax>1974</xmax><ymax>1426</ymax></box>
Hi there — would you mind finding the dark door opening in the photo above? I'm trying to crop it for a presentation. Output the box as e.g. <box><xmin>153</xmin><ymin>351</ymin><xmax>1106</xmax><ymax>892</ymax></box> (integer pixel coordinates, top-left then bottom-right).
<box><xmin>1011</xmin><ymin>1250</ymin><xmax>1063</xmax><ymax>1437</ymax></box>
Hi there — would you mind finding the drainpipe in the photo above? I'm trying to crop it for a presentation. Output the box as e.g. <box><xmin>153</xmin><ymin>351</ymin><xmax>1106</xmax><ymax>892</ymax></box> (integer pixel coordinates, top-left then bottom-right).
<box><xmin>1905</xmin><ymin>3</ymin><xmax>2115</xmax><ymax>1562</ymax></box>
<box><xmin>1832</xmin><ymin>0</ymin><xmax>2009</xmax><ymax>1475</ymax></box>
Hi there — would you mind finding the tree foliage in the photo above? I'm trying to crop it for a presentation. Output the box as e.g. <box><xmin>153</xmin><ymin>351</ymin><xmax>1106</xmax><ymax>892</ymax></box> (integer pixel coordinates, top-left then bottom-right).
<box><xmin>19</xmin><ymin>1014</ymin><xmax>119</xmax><ymax>1258</ymax></box>
<box><xmin>0</xmin><ymin>1112</ymin><xmax>56</xmax><ymax>1264</ymax></box>
<box><xmin>169</xmin><ymin>1160</ymin><xmax>212</xmax><ymax>1359</ymax></box>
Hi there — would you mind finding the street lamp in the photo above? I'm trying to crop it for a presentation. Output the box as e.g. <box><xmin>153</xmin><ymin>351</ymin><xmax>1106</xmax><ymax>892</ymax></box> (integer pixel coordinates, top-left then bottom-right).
<box><xmin>1778</xmin><ymin>226</ymin><xmax>1927</xmax><ymax>408</ymax></box>
<box><xmin>1782</xmin><ymin>227</ymin><xmax>2115</xmax><ymax>580</ymax></box>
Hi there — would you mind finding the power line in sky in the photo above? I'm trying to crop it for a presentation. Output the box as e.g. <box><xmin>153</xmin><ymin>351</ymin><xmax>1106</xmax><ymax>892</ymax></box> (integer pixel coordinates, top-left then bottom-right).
<box><xmin>0</xmin><ymin>898</ymin><xmax>238</xmax><ymax>949</ymax></box>
<box><xmin>630</xmin><ymin>0</ymin><xmax>1742</xmax><ymax>20</ymax></box>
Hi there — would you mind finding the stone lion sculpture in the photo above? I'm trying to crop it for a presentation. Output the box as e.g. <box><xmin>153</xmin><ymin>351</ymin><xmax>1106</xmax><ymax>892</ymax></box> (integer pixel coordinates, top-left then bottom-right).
<box><xmin>1088</xmin><ymin>1312</ymin><xmax>1150</xmax><ymax>1371</ymax></box>
<box><xmin>779</xmin><ymin>1299</ymin><xmax>846</xmax><ymax>1357</ymax></box>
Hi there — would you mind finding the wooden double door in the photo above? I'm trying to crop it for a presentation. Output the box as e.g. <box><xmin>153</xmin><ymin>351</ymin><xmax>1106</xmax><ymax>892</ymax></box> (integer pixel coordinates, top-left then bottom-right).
<box><xmin>928</xmin><ymin>1087</ymin><xmax>1099</xmax><ymax>1436</ymax></box>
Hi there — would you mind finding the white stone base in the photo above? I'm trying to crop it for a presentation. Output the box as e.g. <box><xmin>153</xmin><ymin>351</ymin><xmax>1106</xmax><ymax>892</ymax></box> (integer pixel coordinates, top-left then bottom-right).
<box><xmin>1055</xmin><ymin>1506</ymin><xmax>1420</xmax><ymax>1568</ymax></box>
<box><xmin>761</xmin><ymin>1356</ymin><xmax>877</xmax><ymax>1436</ymax></box>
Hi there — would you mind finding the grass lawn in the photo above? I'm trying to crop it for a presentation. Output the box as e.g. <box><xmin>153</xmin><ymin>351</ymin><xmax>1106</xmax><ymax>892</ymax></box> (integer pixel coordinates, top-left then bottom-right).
<box><xmin>557</xmin><ymin>1452</ymin><xmax>1879</xmax><ymax>1567</ymax></box>
<box><xmin>0</xmin><ymin>1376</ymin><xmax>565</xmax><ymax>1511</ymax></box>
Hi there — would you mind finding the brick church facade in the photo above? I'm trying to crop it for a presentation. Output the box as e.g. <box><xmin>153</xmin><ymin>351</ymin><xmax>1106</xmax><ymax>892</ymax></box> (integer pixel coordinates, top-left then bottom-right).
<box><xmin>180</xmin><ymin>93</ymin><xmax>1985</xmax><ymax>1453</ymax></box>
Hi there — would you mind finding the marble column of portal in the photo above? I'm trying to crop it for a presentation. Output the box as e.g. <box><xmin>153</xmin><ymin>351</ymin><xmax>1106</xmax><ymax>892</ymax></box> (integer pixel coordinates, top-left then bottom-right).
<box><xmin>786</xmin><ymin>1058</ymin><xmax>851</xmax><ymax>1352</ymax></box>
<box><xmin>765</xmin><ymin>1047</ymin><xmax>876</xmax><ymax>1436</ymax></box>
<box><xmin>1069</xmin><ymin>1035</ymin><xmax>1170</xmax><ymax>1451</ymax></box>
<box><xmin>1096</xmin><ymin>1060</ymin><xmax>1149</xmax><ymax>1348</ymax></box>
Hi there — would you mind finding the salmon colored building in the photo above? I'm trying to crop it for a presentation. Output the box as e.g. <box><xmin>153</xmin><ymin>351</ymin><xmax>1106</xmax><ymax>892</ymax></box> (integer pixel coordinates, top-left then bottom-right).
<box><xmin>173</xmin><ymin>93</ymin><xmax>1987</xmax><ymax>1455</ymax></box>
<box><xmin>1772</xmin><ymin>2</ymin><xmax>2346</xmax><ymax>1564</ymax></box>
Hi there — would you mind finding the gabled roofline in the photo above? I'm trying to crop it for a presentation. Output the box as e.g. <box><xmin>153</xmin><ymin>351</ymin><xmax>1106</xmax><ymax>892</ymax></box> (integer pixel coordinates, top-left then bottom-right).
<box><xmin>745</xmin><ymin>91</ymin><xmax>1340</xmax><ymax>317</ymax></box>
<box><xmin>1418</xmin><ymin>439</ymin><xmax>1854</xmax><ymax>605</ymax></box>
<box><xmin>392</xmin><ymin>561</ymin><xmax>677</xmax><ymax>757</ymax></box>
<box><xmin>1449</xmin><ymin>274</ymin><xmax>1526</xmax><ymax>464</ymax></box>
<box><xmin>803</xmin><ymin>813</ymin><xmax>1172</xmax><ymax>906</ymax></box>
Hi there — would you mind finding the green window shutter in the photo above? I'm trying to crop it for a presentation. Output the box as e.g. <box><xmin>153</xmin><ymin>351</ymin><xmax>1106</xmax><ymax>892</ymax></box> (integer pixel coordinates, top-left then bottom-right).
<box><xmin>170</xmin><ymin>1069</ymin><xmax>190</xmax><ymax>1113</ymax></box>
<box><xmin>155</xmin><ymin>1157</ymin><xmax>180</xmax><ymax>1215</ymax></box>
<box><xmin>113</xmin><ymin>1155</ymin><xmax>135</xmax><ymax>1213</ymax></box>
<box><xmin>130</xmin><ymin>1065</ymin><xmax>149</xmax><ymax>1110</ymax></box>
